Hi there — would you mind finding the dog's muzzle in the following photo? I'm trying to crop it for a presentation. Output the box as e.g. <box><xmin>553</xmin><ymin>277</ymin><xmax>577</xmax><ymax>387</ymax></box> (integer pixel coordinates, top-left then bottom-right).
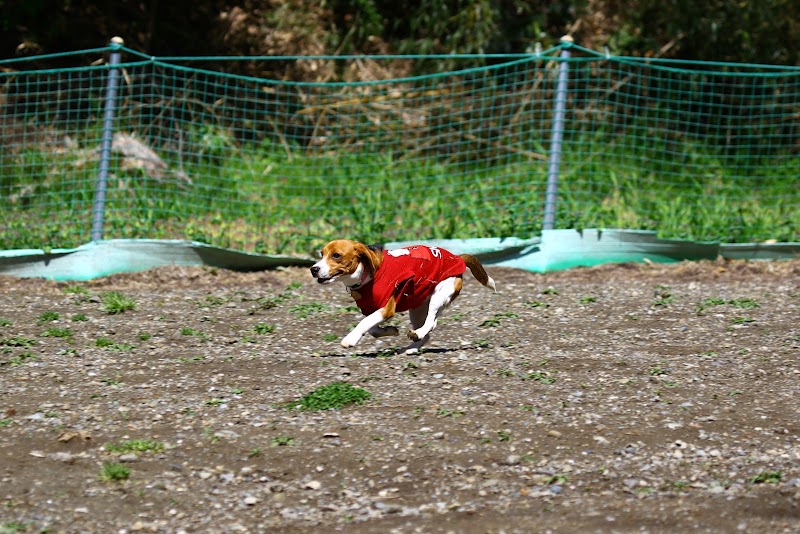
<box><xmin>310</xmin><ymin>265</ymin><xmax>333</xmax><ymax>284</ymax></box>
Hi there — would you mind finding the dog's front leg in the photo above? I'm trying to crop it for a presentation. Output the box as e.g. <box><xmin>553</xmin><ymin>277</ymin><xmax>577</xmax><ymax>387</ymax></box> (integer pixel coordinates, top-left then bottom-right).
<box><xmin>341</xmin><ymin>296</ymin><xmax>398</xmax><ymax>348</ymax></box>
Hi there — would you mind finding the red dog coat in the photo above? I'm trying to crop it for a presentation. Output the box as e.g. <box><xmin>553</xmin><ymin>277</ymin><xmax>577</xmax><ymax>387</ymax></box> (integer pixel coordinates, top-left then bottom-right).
<box><xmin>353</xmin><ymin>246</ymin><xmax>466</xmax><ymax>315</ymax></box>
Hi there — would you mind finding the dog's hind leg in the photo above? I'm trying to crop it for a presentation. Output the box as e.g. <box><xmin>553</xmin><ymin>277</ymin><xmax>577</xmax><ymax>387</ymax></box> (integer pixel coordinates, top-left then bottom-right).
<box><xmin>401</xmin><ymin>301</ymin><xmax>431</xmax><ymax>354</ymax></box>
<box><xmin>408</xmin><ymin>277</ymin><xmax>462</xmax><ymax>343</ymax></box>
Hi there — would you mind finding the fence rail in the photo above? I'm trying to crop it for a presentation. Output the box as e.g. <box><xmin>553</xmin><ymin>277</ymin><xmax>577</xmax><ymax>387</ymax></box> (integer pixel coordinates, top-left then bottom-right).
<box><xmin>1</xmin><ymin>39</ymin><xmax>798</xmax><ymax>254</ymax></box>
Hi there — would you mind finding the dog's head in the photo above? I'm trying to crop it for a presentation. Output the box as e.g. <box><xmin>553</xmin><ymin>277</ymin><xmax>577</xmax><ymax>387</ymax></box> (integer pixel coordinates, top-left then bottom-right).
<box><xmin>310</xmin><ymin>240</ymin><xmax>382</xmax><ymax>287</ymax></box>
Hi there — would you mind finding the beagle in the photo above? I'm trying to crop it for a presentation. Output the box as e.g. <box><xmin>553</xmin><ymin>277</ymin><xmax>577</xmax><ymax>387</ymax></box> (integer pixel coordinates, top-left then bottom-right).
<box><xmin>311</xmin><ymin>239</ymin><xmax>496</xmax><ymax>353</ymax></box>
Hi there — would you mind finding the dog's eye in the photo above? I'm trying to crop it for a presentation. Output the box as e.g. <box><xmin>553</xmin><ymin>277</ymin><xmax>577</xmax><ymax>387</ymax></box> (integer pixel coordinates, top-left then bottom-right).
<box><xmin>332</xmin><ymin>253</ymin><xmax>341</xmax><ymax>259</ymax></box>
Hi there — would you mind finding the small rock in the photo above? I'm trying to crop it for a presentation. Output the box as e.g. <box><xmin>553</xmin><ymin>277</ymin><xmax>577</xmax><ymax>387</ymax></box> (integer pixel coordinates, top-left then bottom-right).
<box><xmin>505</xmin><ymin>454</ymin><xmax>521</xmax><ymax>466</ymax></box>
<box><xmin>373</xmin><ymin>501</ymin><xmax>403</xmax><ymax>513</ymax></box>
<box><xmin>305</xmin><ymin>480</ymin><xmax>322</xmax><ymax>490</ymax></box>
<box><xmin>548</xmin><ymin>430</ymin><xmax>562</xmax><ymax>438</ymax></box>
<box><xmin>243</xmin><ymin>496</ymin><xmax>259</xmax><ymax>505</ymax></box>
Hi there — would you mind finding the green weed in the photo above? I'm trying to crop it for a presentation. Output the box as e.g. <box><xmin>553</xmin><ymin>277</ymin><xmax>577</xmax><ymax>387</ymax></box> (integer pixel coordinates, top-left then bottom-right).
<box><xmin>63</xmin><ymin>285</ymin><xmax>89</xmax><ymax>295</ymax></box>
<box><xmin>480</xmin><ymin>311</ymin><xmax>518</xmax><ymax>327</ymax></box>
<box><xmin>253</xmin><ymin>323</ymin><xmax>275</xmax><ymax>334</ymax></box>
<box><xmin>0</xmin><ymin>521</ymin><xmax>28</xmax><ymax>533</ymax></box>
<box><xmin>749</xmin><ymin>471</ymin><xmax>781</xmax><ymax>484</ymax></box>
<box><xmin>105</xmin><ymin>439</ymin><xmax>165</xmax><ymax>453</ymax></box>
<box><xmin>524</xmin><ymin>300</ymin><xmax>549</xmax><ymax>308</ymax></box>
<box><xmin>95</xmin><ymin>338</ymin><xmax>135</xmax><ymax>351</ymax></box>
<box><xmin>653</xmin><ymin>285</ymin><xmax>674</xmax><ymax>306</ymax></box>
<box><xmin>3</xmin><ymin>353</ymin><xmax>36</xmax><ymax>366</ymax></box>
<box><xmin>729</xmin><ymin>298</ymin><xmax>760</xmax><ymax>309</ymax></box>
<box><xmin>101</xmin><ymin>291</ymin><xmax>136</xmax><ymax>314</ymax></box>
<box><xmin>37</xmin><ymin>311</ymin><xmax>60</xmax><ymax>324</ymax></box>
<box><xmin>271</xmin><ymin>436</ymin><xmax>295</xmax><ymax>447</ymax></box>
<box><xmin>290</xmin><ymin>303</ymin><xmax>329</xmax><ymax>319</ymax></box>
<box><xmin>524</xmin><ymin>371</ymin><xmax>557</xmax><ymax>384</ymax></box>
<box><xmin>41</xmin><ymin>327</ymin><xmax>72</xmax><ymax>338</ymax></box>
<box><xmin>0</xmin><ymin>337</ymin><xmax>36</xmax><ymax>348</ymax></box>
<box><xmin>100</xmin><ymin>462</ymin><xmax>131</xmax><ymax>482</ymax></box>
<box><xmin>436</xmin><ymin>408</ymin><xmax>465</xmax><ymax>418</ymax></box>
<box><xmin>497</xmin><ymin>430</ymin><xmax>512</xmax><ymax>442</ymax></box>
<box><xmin>285</xmin><ymin>382</ymin><xmax>372</xmax><ymax>411</ymax></box>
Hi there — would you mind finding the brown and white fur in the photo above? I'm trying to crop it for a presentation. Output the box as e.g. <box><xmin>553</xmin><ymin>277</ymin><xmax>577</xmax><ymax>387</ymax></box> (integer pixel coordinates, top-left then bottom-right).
<box><xmin>310</xmin><ymin>239</ymin><xmax>496</xmax><ymax>353</ymax></box>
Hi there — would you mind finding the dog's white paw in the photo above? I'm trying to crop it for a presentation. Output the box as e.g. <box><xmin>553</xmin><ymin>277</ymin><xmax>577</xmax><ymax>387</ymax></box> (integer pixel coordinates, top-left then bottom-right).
<box><xmin>407</xmin><ymin>329</ymin><xmax>420</xmax><ymax>342</ymax></box>
<box><xmin>341</xmin><ymin>332</ymin><xmax>361</xmax><ymax>348</ymax></box>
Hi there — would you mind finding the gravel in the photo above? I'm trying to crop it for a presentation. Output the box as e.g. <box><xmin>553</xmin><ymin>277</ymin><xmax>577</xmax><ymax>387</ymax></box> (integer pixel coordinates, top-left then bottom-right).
<box><xmin>0</xmin><ymin>258</ymin><xmax>798</xmax><ymax>533</ymax></box>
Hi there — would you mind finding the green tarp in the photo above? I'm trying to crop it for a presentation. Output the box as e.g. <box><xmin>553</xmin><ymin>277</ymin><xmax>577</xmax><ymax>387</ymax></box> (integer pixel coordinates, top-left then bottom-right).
<box><xmin>1</xmin><ymin>229</ymin><xmax>797</xmax><ymax>281</ymax></box>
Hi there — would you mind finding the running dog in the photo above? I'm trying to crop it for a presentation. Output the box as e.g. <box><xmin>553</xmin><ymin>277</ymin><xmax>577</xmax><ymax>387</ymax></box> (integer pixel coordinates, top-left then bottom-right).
<box><xmin>310</xmin><ymin>239</ymin><xmax>496</xmax><ymax>353</ymax></box>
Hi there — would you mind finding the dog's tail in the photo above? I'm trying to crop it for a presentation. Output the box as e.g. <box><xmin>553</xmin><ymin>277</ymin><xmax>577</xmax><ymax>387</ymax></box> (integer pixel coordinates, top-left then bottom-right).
<box><xmin>460</xmin><ymin>254</ymin><xmax>497</xmax><ymax>292</ymax></box>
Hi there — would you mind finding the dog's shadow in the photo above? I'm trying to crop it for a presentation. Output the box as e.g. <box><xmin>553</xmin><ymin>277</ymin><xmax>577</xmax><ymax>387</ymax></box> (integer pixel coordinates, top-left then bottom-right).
<box><xmin>318</xmin><ymin>346</ymin><xmax>468</xmax><ymax>359</ymax></box>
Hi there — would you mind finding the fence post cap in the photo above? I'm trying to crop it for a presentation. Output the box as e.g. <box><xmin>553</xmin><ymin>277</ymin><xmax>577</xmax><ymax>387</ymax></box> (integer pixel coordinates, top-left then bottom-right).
<box><xmin>559</xmin><ymin>35</ymin><xmax>575</xmax><ymax>45</ymax></box>
<box><xmin>110</xmin><ymin>36</ymin><xmax>125</xmax><ymax>47</ymax></box>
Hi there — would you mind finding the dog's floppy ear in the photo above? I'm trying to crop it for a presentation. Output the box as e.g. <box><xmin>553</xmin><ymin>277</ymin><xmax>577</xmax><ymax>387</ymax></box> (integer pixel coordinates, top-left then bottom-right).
<box><xmin>355</xmin><ymin>242</ymin><xmax>382</xmax><ymax>276</ymax></box>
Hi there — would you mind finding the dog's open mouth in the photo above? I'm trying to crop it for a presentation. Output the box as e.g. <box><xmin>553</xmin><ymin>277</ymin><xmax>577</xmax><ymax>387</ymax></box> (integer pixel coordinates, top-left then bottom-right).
<box><xmin>315</xmin><ymin>276</ymin><xmax>335</xmax><ymax>284</ymax></box>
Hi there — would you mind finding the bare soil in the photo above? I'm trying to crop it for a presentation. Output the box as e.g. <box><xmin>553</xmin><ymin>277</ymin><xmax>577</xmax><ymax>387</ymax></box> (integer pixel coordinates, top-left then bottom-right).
<box><xmin>1</xmin><ymin>258</ymin><xmax>799</xmax><ymax>533</ymax></box>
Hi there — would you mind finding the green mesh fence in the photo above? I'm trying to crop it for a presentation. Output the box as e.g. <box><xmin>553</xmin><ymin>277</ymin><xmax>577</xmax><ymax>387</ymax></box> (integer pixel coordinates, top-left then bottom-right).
<box><xmin>1</xmin><ymin>40</ymin><xmax>798</xmax><ymax>255</ymax></box>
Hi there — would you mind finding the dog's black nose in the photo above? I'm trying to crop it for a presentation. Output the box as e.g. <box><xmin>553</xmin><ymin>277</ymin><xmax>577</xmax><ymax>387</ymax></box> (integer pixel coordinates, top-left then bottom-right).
<box><xmin>310</xmin><ymin>266</ymin><xmax>320</xmax><ymax>277</ymax></box>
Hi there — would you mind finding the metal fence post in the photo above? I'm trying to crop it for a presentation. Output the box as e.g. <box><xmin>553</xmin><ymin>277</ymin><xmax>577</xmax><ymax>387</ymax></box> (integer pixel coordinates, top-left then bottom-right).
<box><xmin>542</xmin><ymin>35</ymin><xmax>573</xmax><ymax>231</ymax></box>
<box><xmin>91</xmin><ymin>36</ymin><xmax>124</xmax><ymax>242</ymax></box>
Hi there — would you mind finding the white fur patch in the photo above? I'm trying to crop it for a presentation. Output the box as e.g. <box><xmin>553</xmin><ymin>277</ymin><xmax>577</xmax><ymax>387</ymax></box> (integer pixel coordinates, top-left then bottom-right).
<box><xmin>386</xmin><ymin>248</ymin><xmax>411</xmax><ymax>257</ymax></box>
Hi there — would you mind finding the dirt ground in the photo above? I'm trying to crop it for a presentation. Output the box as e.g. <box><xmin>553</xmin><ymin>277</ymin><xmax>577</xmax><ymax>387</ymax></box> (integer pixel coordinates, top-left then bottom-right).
<box><xmin>0</xmin><ymin>257</ymin><xmax>799</xmax><ymax>533</ymax></box>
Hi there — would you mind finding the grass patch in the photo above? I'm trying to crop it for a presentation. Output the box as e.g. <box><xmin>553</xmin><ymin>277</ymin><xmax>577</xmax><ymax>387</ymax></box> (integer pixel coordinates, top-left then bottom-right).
<box><xmin>41</xmin><ymin>327</ymin><xmax>72</xmax><ymax>338</ymax></box>
<box><xmin>0</xmin><ymin>337</ymin><xmax>37</xmax><ymax>348</ymax></box>
<box><xmin>2</xmin><ymin>118</ymin><xmax>799</xmax><ymax>255</ymax></box>
<box><xmin>271</xmin><ymin>436</ymin><xmax>295</xmax><ymax>447</ymax></box>
<box><xmin>253</xmin><ymin>323</ymin><xmax>275</xmax><ymax>334</ymax></box>
<box><xmin>524</xmin><ymin>371</ymin><xmax>557</xmax><ymax>384</ymax></box>
<box><xmin>749</xmin><ymin>471</ymin><xmax>781</xmax><ymax>484</ymax></box>
<box><xmin>101</xmin><ymin>291</ymin><xmax>136</xmax><ymax>314</ymax></box>
<box><xmin>181</xmin><ymin>327</ymin><xmax>210</xmax><ymax>341</ymax></box>
<box><xmin>37</xmin><ymin>311</ymin><xmax>60</xmax><ymax>324</ymax></box>
<box><xmin>2</xmin><ymin>353</ymin><xmax>37</xmax><ymax>366</ymax></box>
<box><xmin>95</xmin><ymin>337</ymin><xmax>136</xmax><ymax>351</ymax></box>
<box><xmin>479</xmin><ymin>311</ymin><xmax>518</xmax><ymax>327</ymax></box>
<box><xmin>105</xmin><ymin>439</ymin><xmax>165</xmax><ymax>454</ymax></box>
<box><xmin>289</xmin><ymin>303</ymin><xmax>329</xmax><ymax>319</ymax></box>
<box><xmin>285</xmin><ymin>382</ymin><xmax>372</xmax><ymax>411</ymax></box>
<box><xmin>99</xmin><ymin>461</ymin><xmax>131</xmax><ymax>482</ymax></box>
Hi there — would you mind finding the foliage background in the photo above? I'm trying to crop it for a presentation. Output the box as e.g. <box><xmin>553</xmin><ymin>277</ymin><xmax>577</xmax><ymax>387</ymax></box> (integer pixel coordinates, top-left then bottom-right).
<box><xmin>3</xmin><ymin>0</ymin><xmax>799</xmax><ymax>75</ymax></box>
